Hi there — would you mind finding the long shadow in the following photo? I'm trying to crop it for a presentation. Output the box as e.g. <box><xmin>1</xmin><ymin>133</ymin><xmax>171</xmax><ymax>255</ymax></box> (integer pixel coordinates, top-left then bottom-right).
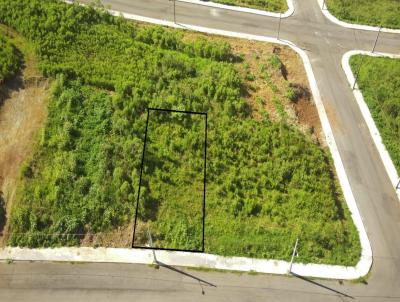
<box><xmin>156</xmin><ymin>260</ymin><xmax>217</xmax><ymax>288</ymax></box>
<box><xmin>0</xmin><ymin>69</ymin><xmax>24</xmax><ymax>106</ymax></box>
<box><xmin>323</xmin><ymin>155</ymin><xmax>346</xmax><ymax>220</ymax></box>
<box><xmin>0</xmin><ymin>192</ymin><xmax>6</xmax><ymax>233</ymax></box>
<box><xmin>290</xmin><ymin>272</ymin><xmax>354</xmax><ymax>299</ymax></box>
<box><xmin>151</xmin><ymin>248</ymin><xmax>216</xmax><ymax>290</ymax></box>
<box><xmin>0</xmin><ymin>43</ymin><xmax>24</xmax><ymax>106</ymax></box>
<box><xmin>175</xmin><ymin>22</ymin><xmax>242</xmax><ymax>63</ymax></box>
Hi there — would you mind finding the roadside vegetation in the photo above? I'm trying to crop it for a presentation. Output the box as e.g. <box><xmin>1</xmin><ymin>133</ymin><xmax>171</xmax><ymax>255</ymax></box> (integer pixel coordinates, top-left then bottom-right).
<box><xmin>134</xmin><ymin>110</ymin><xmax>206</xmax><ymax>251</ymax></box>
<box><xmin>326</xmin><ymin>0</ymin><xmax>400</xmax><ymax>29</ymax></box>
<box><xmin>0</xmin><ymin>0</ymin><xmax>360</xmax><ymax>265</ymax></box>
<box><xmin>204</xmin><ymin>0</ymin><xmax>287</xmax><ymax>12</ymax></box>
<box><xmin>350</xmin><ymin>55</ymin><xmax>400</xmax><ymax>174</ymax></box>
<box><xmin>0</xmin><ymin>34</ymin><xmax>20</xmax><ymax>84</ymax></box>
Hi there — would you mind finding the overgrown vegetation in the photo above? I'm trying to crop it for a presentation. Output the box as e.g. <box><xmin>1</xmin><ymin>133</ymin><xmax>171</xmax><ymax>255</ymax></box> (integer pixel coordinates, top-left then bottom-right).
<box><xmin>204</xmin><ymin>0</ymin><xmax>287</xmax><ymax>12</ymax></box>
<box><xmin>0</xmin><ymin>0</ymin><xmax>360</xmax><ymax>265</ymax></box>
<box><xmin>0</xmin><ymin>34</ymin><xmax>20</xmax><ymax>83</ymax></box>
<box><xmin>326</xmin><ymin>0</ymin><xmax>400</xmax><ymax>29</ymax></box>
<box><xmin>350</xmin><ymin>55</ymin><xmax>400</xmax><ymax>174</ymax></box>
<box><xmin>134</xmin><ymin>110</ymin><xmax>206</xmax><ymax>250</ymax></box>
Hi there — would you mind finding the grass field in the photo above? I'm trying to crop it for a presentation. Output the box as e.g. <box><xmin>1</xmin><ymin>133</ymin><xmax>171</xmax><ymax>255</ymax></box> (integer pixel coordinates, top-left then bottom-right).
<box><xmin>326</xmin><ymin>0</ymin><xmax>400</xmax><ymax>29</ymax></box>
<box><xmin>350</xmin><ymin>55</ymin><xmax>400</xmax><ymax>174</ymax></box>
<box><xmin>0</xmin><ymin>0</ymin><xmax>361</xmax><ymax>265</ymax></box>
<box><xmin>205</xmin><ymin>0</ymin><xmax>288</xmax><ymax>12</ymax></box>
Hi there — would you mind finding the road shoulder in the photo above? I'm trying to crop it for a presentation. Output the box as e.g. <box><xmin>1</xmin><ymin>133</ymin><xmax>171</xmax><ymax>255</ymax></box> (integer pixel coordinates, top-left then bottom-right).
<box><xmin>178</xmin><ymin>0</ymin><xmax>294</xmax><ymax>18</ymax></box>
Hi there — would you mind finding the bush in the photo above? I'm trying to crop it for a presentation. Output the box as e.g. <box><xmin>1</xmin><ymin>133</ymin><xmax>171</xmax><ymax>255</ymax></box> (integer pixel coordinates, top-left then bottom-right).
<box><xmin>0</xmin><ymin>35</ymin><xmax>20</xmax><ymax>83</ymax></box>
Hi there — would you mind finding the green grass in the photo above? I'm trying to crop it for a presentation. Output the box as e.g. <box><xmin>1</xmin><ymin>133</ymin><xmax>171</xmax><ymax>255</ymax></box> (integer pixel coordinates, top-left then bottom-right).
<box><xmin>0</xmin><ymin>0</ymin><xmax>361</xmax><ymax>265</ymax></box>
<box><xmin>0</xmin><ymin>34</ymin><xmax>21</xmax><ymax>83</ymax></box>
<box><xmin>204</xmin><ymin>0</ymin><xmax>288</xmax><ymax>12</ymax></box>
<box><xmin>135</xmin><ymin>110</ymin><xmax>206</xmax><ymax>250</ymax></box>
<box><xmin>350</xmin><ymin>55</ymin><xmax>400</xmax><ymax>175</ymax></box>
<box><xmin>326</xmin><ymin>0</ymin><xmax>400</xmax><ymax>29</ymax></box>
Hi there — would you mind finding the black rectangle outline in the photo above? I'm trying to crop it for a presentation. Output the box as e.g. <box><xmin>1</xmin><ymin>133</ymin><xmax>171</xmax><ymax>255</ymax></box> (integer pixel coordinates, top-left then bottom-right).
<box><xmin>132</xmin><ymin>107</ymin><xmax>207</xmax><ymax>253</ymax></box>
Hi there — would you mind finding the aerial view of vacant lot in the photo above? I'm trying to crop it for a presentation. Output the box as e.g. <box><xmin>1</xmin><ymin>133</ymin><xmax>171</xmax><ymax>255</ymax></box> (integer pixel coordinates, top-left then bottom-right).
<box><xmin>3</xmin><ymin>0</ymin><xmax>400</xmax><ymax>299</ymax></box>
<box><xmin>0</xmin><ymin>0</ymin><xmax>361</xmax><ymax>266</ymax></box>
<box><xmin>326</xmin><ymin>0</ymin><xmax>400</xmax><ymax>29</ymax></box>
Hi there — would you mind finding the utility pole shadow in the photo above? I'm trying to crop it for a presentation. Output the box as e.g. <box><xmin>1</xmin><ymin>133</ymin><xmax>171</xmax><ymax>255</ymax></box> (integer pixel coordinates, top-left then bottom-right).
<box><xmin>156</xmin><ymin>259</ymin><xmax>217</xmax><ymax>289</ymax></box>
<box><xmin>147</xmin><ymin>229</ymin><xmax>216</xmax><ymax>294</ymax></box>
<box><xmin>290</xmin><ymin>272</ymin><xmax>354</xmax><ymax>299</ymax></box>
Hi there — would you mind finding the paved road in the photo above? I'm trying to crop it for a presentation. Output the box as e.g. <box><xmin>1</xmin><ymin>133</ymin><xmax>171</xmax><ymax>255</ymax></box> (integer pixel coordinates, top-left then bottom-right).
<box><xmin>2</xmin><ymin>0</ymin><xmax>400</xmax><ymax>301</ymax></box>
<box><xmin>0</xmin><ymin>261</ymin><xmax>396</xmax><ymax>301</ymax></box>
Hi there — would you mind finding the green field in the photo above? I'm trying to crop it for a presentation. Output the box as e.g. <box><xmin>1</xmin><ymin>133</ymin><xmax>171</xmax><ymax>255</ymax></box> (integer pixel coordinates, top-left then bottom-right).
<box><xmin>326</xmin><ymin>0</ymin><xmax>400</xmax><ymax>29</ymax></box>
<box><xmin>0</xmin><ymin>34</ymin><xmax>20</xmax><ymax>83</ymax></box>
<box><xmin>0</xmin><ymin>0</ymin><xmax>361</xmax><ymax>265</ymax></box>
<box><xmin>205</xmin><ymin>0</ymin><xmax>287</xmax><ymax>12</ymax></box>
<box><xmin>350</xmin><ymin>55</ymin><xmax>400</xmax><ymax>174</ymax></box>
<box><xmin>134</xmin><ymin>110</ymin><xmax>206</xmax><ymax>250</ymax></box>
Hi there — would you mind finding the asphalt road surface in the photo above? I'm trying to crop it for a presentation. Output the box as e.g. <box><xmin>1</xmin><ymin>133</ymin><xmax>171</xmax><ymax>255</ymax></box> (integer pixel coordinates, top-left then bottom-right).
<box><xmin>1</xmin><ymin>0</ymin><xmax>400</xmax><ymax>301</ymax></box>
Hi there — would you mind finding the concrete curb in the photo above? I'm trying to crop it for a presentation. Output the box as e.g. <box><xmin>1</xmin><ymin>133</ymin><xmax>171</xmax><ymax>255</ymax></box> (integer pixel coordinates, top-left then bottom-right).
<box><xmin>342</xmin><ymin>51</ymin><xmax>400</xmax><ymax>201</ymax></box>
<box><xmin>317</xmin><ymin>0</ymin><xmax>400</xmax><ymax>34</ymax></box>
<box><xmin>178</xmin><ymin>0</ymin><xmax>294</xmax><ymax>18</ymax></box>
<box><xmin>0</xmin><ymin>7</ymin><xmax>373</xmax><ymax>280</ymax></box>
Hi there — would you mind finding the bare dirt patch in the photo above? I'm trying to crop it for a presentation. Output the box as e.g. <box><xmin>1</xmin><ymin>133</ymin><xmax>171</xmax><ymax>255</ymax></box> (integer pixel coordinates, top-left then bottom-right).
<box><xmin>181</xmin><ymin>32</ymin><xmax>323</xmax><ymax>143</ymax></box>
<box><xmin>81</xmin><ymin>224</ymin><xmax>134</xmax><ymax>248</ymax></box>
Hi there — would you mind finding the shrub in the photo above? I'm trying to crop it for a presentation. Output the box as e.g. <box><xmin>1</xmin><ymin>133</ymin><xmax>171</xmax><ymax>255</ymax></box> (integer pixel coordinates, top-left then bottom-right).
<box><xmin>0</xmin><ymin>35</ymin><xmax>20</xmax><ymax>83</ymax></box>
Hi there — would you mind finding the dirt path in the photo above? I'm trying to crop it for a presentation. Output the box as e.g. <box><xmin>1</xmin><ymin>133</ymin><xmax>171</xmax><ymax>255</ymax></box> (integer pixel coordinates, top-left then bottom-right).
<box><xmin>0</xmin><ymin>27</ymin><xmax>49</xmax><ymax>243</ymax></box>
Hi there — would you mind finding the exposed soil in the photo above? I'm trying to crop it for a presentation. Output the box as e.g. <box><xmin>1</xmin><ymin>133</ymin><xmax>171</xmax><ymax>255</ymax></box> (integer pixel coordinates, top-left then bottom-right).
<box><xmin>0</xmin><ymin>26</ymin><xmax>50</xmax><ymax>245</ymax></box>
<box><xmin>182</xmin><ymin>32</ymin><xmax>324</xmax><ymax>143</ymax></box>
<box><xmin>81</xmin><ymin>224</ymin><xmax>134</xmax><ymax>248</ymax></box>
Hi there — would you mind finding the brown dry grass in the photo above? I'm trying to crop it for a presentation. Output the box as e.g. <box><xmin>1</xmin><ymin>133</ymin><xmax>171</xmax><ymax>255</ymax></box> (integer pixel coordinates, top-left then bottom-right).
<box><xmin>181</xmin><ymin>31</ymin><xmax>323</xmax><ymax>143</ymax></box>
<box><xmin>81</xmin><ymin>224</ymin><xmax>134</xmax><ymax>248</ymax></box>
<box><xmin>0</xmin><ymin>26</ymin><xmax>50</xmax><ymax>245</ymax></box>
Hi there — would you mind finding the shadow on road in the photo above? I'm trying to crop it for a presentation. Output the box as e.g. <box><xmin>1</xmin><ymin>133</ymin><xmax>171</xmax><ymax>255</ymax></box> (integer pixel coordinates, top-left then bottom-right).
<box><xmin>150</xmin><ymin>247</ymin><xmax>216</xmax><ymax>295</ymax></box>
<box><xmin>291</xmin><ymin>272</ymin><xmax>354</xmax><ymax>299</ymax></box>
<box><xmin>156</xmin><ymin>260</ymin><xmax>217</xmax><ymax>288</ymax></box>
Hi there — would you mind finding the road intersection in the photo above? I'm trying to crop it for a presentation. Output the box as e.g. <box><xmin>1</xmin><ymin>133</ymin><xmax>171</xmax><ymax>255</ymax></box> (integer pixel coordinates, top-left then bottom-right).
<box><xmin>1</xmin><ymin>0</ymin><xmax>400</xmax><ymax>300</ymax></box>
